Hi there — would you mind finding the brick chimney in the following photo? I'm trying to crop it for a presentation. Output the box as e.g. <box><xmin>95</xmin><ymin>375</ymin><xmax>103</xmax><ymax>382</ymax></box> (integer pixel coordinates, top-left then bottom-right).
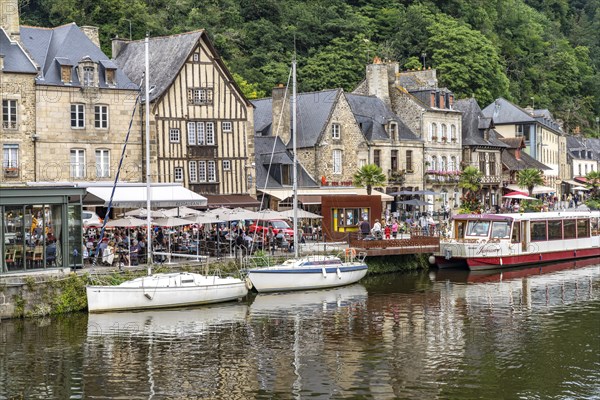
<box><xmin>81</xmin><ymin>25</ymin><xmax>100</xmax><ymax>48</ymax></box>
<box><xmin>1</xmin><ymin>0</ymin><xmax>20</xmax><ymax>40</ymax></box>
<box><xmin>271</xmin><ymin>84</ymin><xmax>291</xmax><ymax>145</ymax></box>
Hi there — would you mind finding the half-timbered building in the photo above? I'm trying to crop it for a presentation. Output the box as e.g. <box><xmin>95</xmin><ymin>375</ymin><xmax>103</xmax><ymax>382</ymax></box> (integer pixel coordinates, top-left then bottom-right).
<box><xmin>113</xmin><ymin>31</ymin><xmax>258</xmax><ymax>208</ymax></box>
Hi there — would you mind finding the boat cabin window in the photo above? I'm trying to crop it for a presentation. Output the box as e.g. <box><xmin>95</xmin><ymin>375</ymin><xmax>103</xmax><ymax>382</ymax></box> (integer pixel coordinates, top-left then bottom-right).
<box><xmin>455</xmin><ymin>221</ymin><xmax>465</xmax><ymax>239</ymax></box>
<box><xmin>511</xmin><ymin>222</ymin><xmax>520</xmax><ymax>243</ymax></box>
<box><xmin>592</xmin><ymin>218</ymin><xmax>599</xmax><ymax>236</ymax></box>
<box><xmin>491</xmin><ymin>221</ymin><xmax>510</xmax><ymax>239</ymax></box>
<box><xmin>577</xmin><ymin>219</ymin><xmax>590</xmax><ymax>238</ymax></box>
<box><xmin>466</xmin><ymin>220</ymin><xmax>490</xmax><ymax>237</ymax></box>
<box><xmin>531</xmin><ymin>221</ymin><xmax>547</xmax><ymax>241</ymax></box>
<box><xmin>548</xmin><ymin>220</ymin><xmax>562</xmax><ymax>240</ymax></box>
<box><xmin>564</xmin><ymin>219</ymin><xmax>576</xmax><ymax>239</ymax></box>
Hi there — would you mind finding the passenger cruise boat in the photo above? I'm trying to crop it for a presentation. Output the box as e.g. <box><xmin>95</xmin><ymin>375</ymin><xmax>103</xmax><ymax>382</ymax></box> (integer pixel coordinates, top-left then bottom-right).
<box><xmin>433</xmin><ymin>211</ymin><xmax>600</xmax><ymax>271</ymax></box>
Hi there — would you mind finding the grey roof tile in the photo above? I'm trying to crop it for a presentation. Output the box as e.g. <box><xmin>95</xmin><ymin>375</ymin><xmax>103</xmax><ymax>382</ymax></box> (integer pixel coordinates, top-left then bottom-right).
<box><xmin>20</xmin><ymin>23</ymin><xmax>134</xmax><ymax>89</ymax></box>
<box><xmin>345</xmin><ymin>93</ymin><xmax>421</xmax><ymax>141</ymax></box>
<box><xmin>453</xmin><ymin>98</ymin><xmax>508</xmax><ymax>148</ymax></box>
<box><xmin>481</xmin><ymin>97</ymin><xmax>536</xmax><ymax>124</ymax></box>
<box><xmin>0</xmin><ymin>28</ymin><xmax>37</xmax><ymax>73</ymax></box>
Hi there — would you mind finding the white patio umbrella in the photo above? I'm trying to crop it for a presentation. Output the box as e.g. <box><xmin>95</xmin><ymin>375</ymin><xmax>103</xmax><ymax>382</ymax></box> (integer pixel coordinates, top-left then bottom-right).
<box><xmin>124</xmin><ymin>208</ymin><xmax>168</xmax><ymax>218</ymax></box>
<box><xmin>185</xmin><ymin>213</ymin><xmax>226</xmax><ymax>260</ymax></box>
<box><xmin>502</xmin><ymin>193</ymin><xmax>536</xmax><ymax>200</ymax></box>
<box><xmin>279</xmin><ymin>209</ymin><xmax>323</xmax><ymax>219</ymax></box>
<box><xmin>152</xmin><ymin>217</ymin><xmax>192</xmax><ymax>264</ymax></box>
<box><xmin>163</xmin><ymin>206</ymin><xmax>202</xmax><ymax>217</ymax></box>
<box><xmin>255</xmin><ymin>209</ymin><xmax>285</xmax><ymax>220</ymax></box>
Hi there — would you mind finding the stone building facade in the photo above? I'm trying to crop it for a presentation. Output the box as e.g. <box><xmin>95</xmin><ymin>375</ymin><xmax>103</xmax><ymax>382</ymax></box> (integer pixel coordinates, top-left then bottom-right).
<box><xmin>0</xmin><ymin>26</ymin><xmax>37</xmax><ymax>183</ymax></box>
<box><xmin>355</xmin><ymin>61</ymin><xmax>462</xmax><ymax>211</ymax></box>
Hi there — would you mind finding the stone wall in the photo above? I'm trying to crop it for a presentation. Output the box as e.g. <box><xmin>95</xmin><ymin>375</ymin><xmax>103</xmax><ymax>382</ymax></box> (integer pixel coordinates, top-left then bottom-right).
<box><xmin>34</xmin><ymin>86</ymin><xmax>143</xmax><ymax>182</ymax></box>
<box><xmin>0</xmin><ymin>72</ymin><xmax>37</xmax><ymax>183</ymax></box>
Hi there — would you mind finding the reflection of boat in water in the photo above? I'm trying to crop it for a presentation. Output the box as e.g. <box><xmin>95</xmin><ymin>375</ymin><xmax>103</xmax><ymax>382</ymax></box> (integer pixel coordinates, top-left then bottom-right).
<box><xmin>250</xmin><ymin>284</ymin><xmax>368</xmax><ymax>315</ymax></box>
<box><xmin>433</xmin><ymin>257</ymin><xmax>600</xmax><ymax>284</ymax></box>
<box><xmin>87</xmin><ymin>302</ymin><xmax>249</xmax><ymax>337</ymax></box>
<box><xmin>433</xmin><ymin>260</ymin><xmax>599</xmax><ymax>310</ymax></box>
<box><xmin>86</xmin><ymin>272</ymin><xmax>248</xmax><ymax>312</ymax></box>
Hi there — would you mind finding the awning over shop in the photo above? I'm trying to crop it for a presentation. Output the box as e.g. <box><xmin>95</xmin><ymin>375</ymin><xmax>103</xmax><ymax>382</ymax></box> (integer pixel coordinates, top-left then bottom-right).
<box><xmin>563</xmin><ymin>179</ymin><xmax>586</xmax><ymax>187</ymax></box>
<box><xmin>506</xmin><ymin>184</ymin><xmax>556</xmax><ymax>194</ymax></box>
<box><xmin>203</xmin><ymin>194</ymin><xmax>261</xmax><ymax>208</ymax></box>
<box><xmin>298</xmin><ymin>195</ymin><xmax>322</xmax><ymax>205</ymax></box>
<box><xmin>84</xmin><ymin>184</ymin><xmax>207</xmax><ymax>208</ymax></box>
<box><xmin>258</xmin><ymin>187</ymin><xmax>394</xmax><ymax>202</ymax></box>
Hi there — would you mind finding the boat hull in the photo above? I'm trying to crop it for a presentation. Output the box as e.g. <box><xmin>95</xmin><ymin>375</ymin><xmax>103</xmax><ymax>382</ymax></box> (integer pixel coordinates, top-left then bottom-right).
<box><xmin>436</xmin><ymin>247</ymin><xmax>600</xmax><ymax>271</ymax></box>
<box><xmin>86</xmin><ymin>274</ymin><xmax>248</xmax><ymax>312</ymax></box>
<box><xmin>248</xmin><ymin>264</ymin><xmax>368</xmax><ymax>293</ymax></box>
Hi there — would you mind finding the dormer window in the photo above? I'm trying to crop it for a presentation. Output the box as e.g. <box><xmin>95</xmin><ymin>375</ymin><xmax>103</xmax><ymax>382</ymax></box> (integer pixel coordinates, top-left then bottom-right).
<box><xmin>61</xmin><ymin>66</ymin><xmax>72</xmax><ymax>83</ymax></box>
<box><xmin>105</xmin><ymin>68</ymin><xmax>116</xmax><ymax>86</ymax></box>
<box><xmin>389</xmin><ymin>122</ymin><xmax>398</xmax><ymax>141</ymax></box>
<box><xmin>83</xmin><ymin>67</ymin><xmax>94</xmax><ymax>86</ymax></box>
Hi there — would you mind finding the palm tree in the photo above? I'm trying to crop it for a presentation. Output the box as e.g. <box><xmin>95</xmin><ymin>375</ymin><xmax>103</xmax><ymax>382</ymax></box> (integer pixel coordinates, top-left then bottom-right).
<box><xmin>517</xmin><ymin>168</ymin><xmax>545</xmax><ymax>196</ymax></box>
<box><xmin>585</xmin><ymin>170</ymin><xmax>600</xmax><ymax>199</ymax></box>
<box><xmin>353</xmin><ymin>164</ymin><xmax>387</xmax><ymax>195</ymax></box>
<box><xmin>459</xmin><ymin>166</ymin><xmax>483</xmax><ymax>210</ymax></box>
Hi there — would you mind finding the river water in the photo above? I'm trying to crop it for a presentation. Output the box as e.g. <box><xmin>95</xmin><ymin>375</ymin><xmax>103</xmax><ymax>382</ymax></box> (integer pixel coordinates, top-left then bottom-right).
<box><xmin>1</xmin><ymin>261</ymin><xmax>599</xmax><ymax>399</ymax></box>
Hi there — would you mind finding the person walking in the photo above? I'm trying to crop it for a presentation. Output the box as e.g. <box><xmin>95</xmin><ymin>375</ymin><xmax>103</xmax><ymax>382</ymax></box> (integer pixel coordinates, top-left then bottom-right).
<box><xmin>359</xmin><ymin>217</ymin><xmax>371</xmax><ymax>239</ymax></box>
<box><xmin>391</xmin><ymin>219</ymin><xmax>399</xmax><ymax>239</ymax></box>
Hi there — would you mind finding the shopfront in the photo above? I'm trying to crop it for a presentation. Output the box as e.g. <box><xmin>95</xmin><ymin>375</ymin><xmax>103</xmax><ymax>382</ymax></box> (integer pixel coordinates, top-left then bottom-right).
<box><xmin>1</xmin><ymin>187</ymin><xmax>85</xmax><ymax>273</ymax></box>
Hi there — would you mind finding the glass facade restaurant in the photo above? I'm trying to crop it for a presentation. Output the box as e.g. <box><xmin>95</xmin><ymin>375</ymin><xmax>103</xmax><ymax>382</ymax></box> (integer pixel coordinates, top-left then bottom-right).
<box><xmin>1</xmin><ymin>187</ymin><xmax>85</xmax><ymax>273</ymax></box>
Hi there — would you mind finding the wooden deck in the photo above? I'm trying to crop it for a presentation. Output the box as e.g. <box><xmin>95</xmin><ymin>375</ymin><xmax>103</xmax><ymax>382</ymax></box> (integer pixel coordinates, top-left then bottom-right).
<box><xmin>349</xmin><ymin>236</ymin><xmax>440</xmax><ymax>257</ymax></box>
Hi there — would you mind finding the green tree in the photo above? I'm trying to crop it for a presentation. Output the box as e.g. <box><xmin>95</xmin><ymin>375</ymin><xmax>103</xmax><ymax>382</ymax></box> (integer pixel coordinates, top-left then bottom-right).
<box><xmin>353</xmin><ymin>164</ymin><xmax>386</xmax><ymax>195</ymax></box>
<box><xmin>458</xmin><ymin>166</ymin><xmax>483</xmax><ymax>212</ymax></box>
<box><xmin>427</xmin><ymin>14</ymin><xmax>510</xmax><ymax>105</ymax></box>
<box><xmin>584</xmin><ymin>170</ymin><xmax>600</xmax><ymax>199</ymax></box>
<box><xmin>517</xmin><ymin>168</ymin><xmax>545</xmax><ymax>196</ymax></box>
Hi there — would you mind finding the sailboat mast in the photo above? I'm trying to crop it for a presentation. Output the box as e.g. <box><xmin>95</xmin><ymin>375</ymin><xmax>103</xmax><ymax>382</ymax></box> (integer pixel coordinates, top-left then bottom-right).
<box><xmin>145</xmin><ymin>35</ymin><xmax>152</xmax><ymax>274</ymax></box>
<box><xmin>292</xmin><ymin>59</ymin><xmax>299</xmax><ymax>258</ymax></box>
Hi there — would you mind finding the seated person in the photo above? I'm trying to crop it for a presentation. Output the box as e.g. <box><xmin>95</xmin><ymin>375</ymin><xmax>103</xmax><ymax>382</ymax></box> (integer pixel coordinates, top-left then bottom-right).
<box><xmin>46</xmin><ymin>240</ymin><xmax>57</xmax><ymax>265</ymax></box>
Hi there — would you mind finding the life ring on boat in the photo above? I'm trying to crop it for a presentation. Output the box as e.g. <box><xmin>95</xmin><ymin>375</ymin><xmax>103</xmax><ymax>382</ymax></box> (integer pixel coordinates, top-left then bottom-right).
<box><xmin>245</xmin><ymin>277</ymin><xmax>253</xmax><ymax>290</ymax></box>
<box><xmin>345</xmin><ymin>248</ymin><xmax>357</xmax><ymax>258</ymax></box>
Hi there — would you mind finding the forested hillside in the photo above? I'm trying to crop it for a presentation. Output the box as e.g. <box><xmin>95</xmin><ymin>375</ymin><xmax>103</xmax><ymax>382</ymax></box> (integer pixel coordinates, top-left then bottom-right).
<box><xmin>19</xmin><ymin>0</ymin><xmax>600</xmax><ymax>136</ymax></box>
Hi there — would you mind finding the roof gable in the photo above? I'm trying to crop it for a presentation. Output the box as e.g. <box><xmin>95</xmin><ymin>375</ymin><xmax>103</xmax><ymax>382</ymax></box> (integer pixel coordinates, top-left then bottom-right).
<box><xmin>20</xmin><ymin>23</ymin><xmax>134</xmax><ymax>89</ymax></box>
<box><xmin>481</xmin><ymin>97</ymin><xmax>536</xmax><ymax>124</ymax></box>
<box><xmin>453</xmin><ymin>98</ymin><xmax>507</xmax><ymax>148</ymax></box>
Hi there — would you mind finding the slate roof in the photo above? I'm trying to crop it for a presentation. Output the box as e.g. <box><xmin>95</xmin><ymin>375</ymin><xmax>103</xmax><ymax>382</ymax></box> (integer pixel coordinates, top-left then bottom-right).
<box><xmin>254</xmin><ymin>136</ymin><xmax>318</xmax><ymax>189</ymax></box>
<box><xmin>19</xmin><ymin>23</ymin><xmax>134</xmax><ymax>89</ymax></box>
<box><xmin>252</xmin><ymin>89</ymin><xmax>340</xmax><ymax>148</ymax></box>
<box><xmin>482</xmin><ymin>98</ymin><xmax>564</xmax><ymax>134</ymax></box>
<box><xmin>453</xmin><ymin>98</ymin><xmax>508</xmax><ymax>148</ymax></box>
<box><xmin>114</xmin><ymin>30</ymin><xmax>251</xmax><ymax>104</ymax></box>
<box><xmin>567</xmin><ymin>136</ymin><xmax>600</xmax><ymax>160</ymax></box>
<box><xmin>499</xmin><ymin>137</ymin><xmax>551</xmax><ymax>171</ymax></box>
<box><xmin>345</xmin><ymin>93</ymin><xmax>421</xmax><ymax>141</ymax></box>
<box><xmin>0</xmin><ymin>28</ymin><xmax>37</xmax><ymax>73</ymax></box>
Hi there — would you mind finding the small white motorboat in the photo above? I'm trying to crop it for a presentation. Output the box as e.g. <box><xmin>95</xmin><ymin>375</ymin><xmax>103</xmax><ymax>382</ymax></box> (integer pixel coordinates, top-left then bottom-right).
<box><xmin>86</xmin><ymin>272</ymin><xmax>249</xmax><ymax>313</ymax></box>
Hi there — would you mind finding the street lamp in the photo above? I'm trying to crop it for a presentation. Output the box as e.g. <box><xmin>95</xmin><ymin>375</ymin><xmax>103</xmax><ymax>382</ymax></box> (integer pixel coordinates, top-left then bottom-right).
<box><xmin>421</xmin><ymin>52</ymin><xmax>426</xmax><ymax>69</ymax></box>
<box><xmin>596</xmin><ymin>117</ymin><xmax>599</xmax><ymax>136</ymax></box>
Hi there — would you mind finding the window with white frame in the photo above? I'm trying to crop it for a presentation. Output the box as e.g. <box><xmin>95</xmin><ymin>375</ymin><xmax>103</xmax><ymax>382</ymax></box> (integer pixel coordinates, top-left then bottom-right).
<box><xmin>206</xmin><ymin>122</ymin><xmax>215</xmax><ymax>145</ymax></box>
<box><xmin>2</xmin><ymin>144</ymin><xmax>18</xmax><ymax>168</ymax></box>
<box><xmin>359</xmin><ymin>159</ymin><xmax>367</xmax><ymax>168</ymax></box>
<box><xmin>70</xmin><ymin>149</ymin><xmax>85</xmax><ymax>178</ymax></box>
<box><xmin>441</xmin><ymin>124</ymin><xmax>447</xmax><ymax>141</ymax></box>
<box><xmin>441</xmin><ymin>156</ymin><xmax>447</xmax><ymax>171</ymax></box>
<box><xmin>83</xmin><ymin>66</ymin><xmax>95</xmax><ymax>86</ymax></box>
<box><xmin>95</xmin><ymin>149</ymin><xmax>110</xmax><ymax>178</ymax></box>
<box><xmin>174</xmin><ymin>167</ymin><xmax>183</xmax><ymax>181</ymax></box>
<box><xmin>193</xmin><ymin>53</ymin><xmax>199</xmax><ymax>62</ymax></box>
<box><xmin>223</xmin><ymin>160</ymin><xmax>231</xmax><ymax>171</ymax></box>
<box><xmin>198</xmin><ymin>161</ymin><xmax>207</xmax><ymax>181</ymax></box>
<box><xmin>94</xmin><ymin>105</ymin><xmax>108</xmax><ymax>128</ymax></box>
<box><xmin>188</xmin><ymin>88</ymin><xmax>213</xmax><ymax>105</ymax></box>
<box><xmin>71</xmin><ymin>104</ymin><xmax>85</xmax><ymax>128</ymax></box>
<box><xmin>450</xmin><ymin>156</ymin><xmax>457</xmax><ymax>171</ymax></box>
<box><xmin>332</xmin><ymin>149</ymin><xmax>342</xmax><ymax>174</ymax></box>
<box><xmin>169</xmin><ymin>128</ymin><xmax>180</xmax><ymax>143</ymax></box>
<box><xmin>222</xmin><ymin>121</ymin><xmax>232</xmax><ymax>133</ymax></box>
<box><xmin>389</xmin><ymin>122</ymin><xmax>398</xmax><ymax>140</ymax></box>
<box><xmin>207</xmin><ymin>161</ymin><xmax>216</xmax><ymax>181</ymax></box>
<box><xmin>331</xmin><ymin>123</ymin><xmax>341</xmax><ymax>139</ymax></box>
<box><xmin>2</xmin><ymin>100</ymin><xmax>17</xmax><ymax>129</ymax></box>
<box><xmin>189</xmin><ymin>161</ymin><xmax>197</xmax><ymax>182</ymax></box>
<box><xmin>187</xmin><ymin>122</ymin><xmax>196</xmax><ymax>145</ymax></box>
<box><xmin>197</xmin><ymin>122</ymin><xmax>205</xmax><ymax>145</ymax></box>
<box><xmin>431</xmin><ymin>155</ymin><xmax>438</xmax><ymax>170</ymax></box>
<box><xmin>451</xmin><ymin>125</ymin><xmax>457</xmax><ymax>142</ymax></box>
<box><xmin>430</xmin><ymin>123</ymin><xmax>437</xmax><ymax>141</ymax></box>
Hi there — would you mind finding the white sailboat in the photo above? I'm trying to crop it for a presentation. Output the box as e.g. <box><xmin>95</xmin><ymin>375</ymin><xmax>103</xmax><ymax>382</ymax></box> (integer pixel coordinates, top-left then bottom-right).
<box><xmin>247</xmin><ymin>59</ymin><xmax>368</xmax><ymax>293</ymax></box>
<box><xmin>86</xmin><ymin>37</ymin><xmax>248</xmax><ymax>312</ymax></box>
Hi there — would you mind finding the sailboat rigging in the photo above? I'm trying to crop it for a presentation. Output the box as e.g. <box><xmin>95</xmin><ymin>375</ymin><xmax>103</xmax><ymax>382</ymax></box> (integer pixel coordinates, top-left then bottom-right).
<box><xmin>246</xmin><ymin>58</ymin><xmax>368</xmax><ymax>293</ymax></box>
